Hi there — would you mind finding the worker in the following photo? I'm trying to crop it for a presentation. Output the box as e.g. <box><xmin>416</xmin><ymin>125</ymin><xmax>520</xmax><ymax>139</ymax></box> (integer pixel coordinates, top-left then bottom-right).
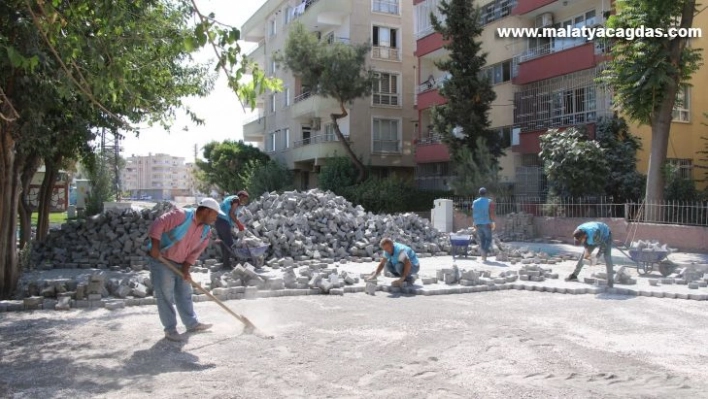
<box><xmin>147</xmin><ymin>198</ymin><xmax>225</xmax><ymax>342</ymax></box>
<box><xmin>214</xmin><ymin>191</ymin><xmax>249</xmax><ymax>269</ymax></box>
<box><xmin>368</xmin><ymin>238</ymin><xmax>420</xmax><ymax>287</ymax></box>
<box><xmin>566</xmin><ymin>221</ymin><xmax>615</xmax><ymax>287</ymax></box>
<box><xmin>472</xmin><ymin>187</ymin><xmax>496</xmax><ymax>262</ymax></box>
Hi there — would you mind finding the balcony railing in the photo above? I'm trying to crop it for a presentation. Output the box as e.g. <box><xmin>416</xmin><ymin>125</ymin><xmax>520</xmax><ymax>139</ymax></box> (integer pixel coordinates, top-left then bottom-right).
<box><xmin>294</xmin><ymin>91</ymin><xmax>312</xmax><ymax>103</ymax></box>
<box><xmin>243</xmin><ymin>113</ymin><xmax>264</xmax><ymax>124</ymax></box>
<box><xmin>416</xmin><ymin>133</ymin><xmax>444</xmax><ymax>145</ymax></box>
<box><xmin>372</xmin><ymin>46</ymin><xmax>401</xmax><ymax>61</ymax></box>
<box><xmin>514</xmin><ymin>38</ymin><xmax>592</xmax><ymax>65</ymax></box>
<box><xmin>417</xmin><ymin>74</ymin><xmax>449</xmax><ymax>93</ymax></box>
<box><xmin>294</xmin><ymin>133</ymin><xmax>348</xmax><ymax>148</ymax></box>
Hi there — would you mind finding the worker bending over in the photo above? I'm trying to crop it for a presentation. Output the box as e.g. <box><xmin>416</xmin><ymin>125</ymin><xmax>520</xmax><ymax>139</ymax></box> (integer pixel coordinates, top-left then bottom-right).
<box><xmin>566</xmin><ymin>221</ymin><xmax>615</xmax><ymax>287</ymax></box>
<box><xmin>368</xmin><ymin>238</ymin><xmax>420</xmax><ymax>287</ymax></box>
<box><xmin>214</xmin><ymin>191</ymin><xmax>249</xmax><ymax>269</ymax></box>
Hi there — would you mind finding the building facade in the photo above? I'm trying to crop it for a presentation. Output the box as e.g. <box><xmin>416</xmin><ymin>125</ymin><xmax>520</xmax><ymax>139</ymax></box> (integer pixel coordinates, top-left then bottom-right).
<box><xmin>241</xmin><ymin>0</ymin><xmax>417</xmax><ymax>189</ymax></box>
<box><xmin>414</xmin><ymin>0</ymin><xmax>707</xmax><ymax>196</ymax></box>
<box><xmin>121</xmin><ymin>154</ymin><xmax>193</xmax><ymax>200</ymax></box>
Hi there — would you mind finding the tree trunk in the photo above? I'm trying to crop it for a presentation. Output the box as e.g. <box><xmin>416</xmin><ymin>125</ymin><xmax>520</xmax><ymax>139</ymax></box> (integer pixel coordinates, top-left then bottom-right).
<box><xmin>18</xmin><ymin>154</ymin><xmax>40</xmax><ymax>249</ymax></box>
<box><xmin>0</xmin><ymin>124</ymin><xmax>21</xmax><ymax>299</ymax></box>
<box><xmin>643</xmin><ymin>0</ymin><xmax>694</xmax><ymax>221</ymax></box>
<box><xmin>331</xmin><ymin>102</ymin><xmax>367</xmax><ymax>183</ymax></box>
<box><xmin>37</xmin><ymin>157</ymin><xmax>60</xmax><ymax>241</ymax></box>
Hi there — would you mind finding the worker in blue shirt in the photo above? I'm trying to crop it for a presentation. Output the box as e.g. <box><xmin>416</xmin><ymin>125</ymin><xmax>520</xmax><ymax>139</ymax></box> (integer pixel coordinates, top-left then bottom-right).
<box><xmin>472</xmin><ymin>187</ymin><xmax>496</xmax><ymax>262</ymax></box>
<box><xmin>368</xmin><ymin>238</ymin><xmax>420</xmax><ymax>287</ymax></box>
<box><xmin>566</xmin><ymin>221</ymin><xmax>614</xmax><ymax>287</ymax></box>
<box><xmin>214</xmin><ymin>191</ymin><xmax>249</xmax><ymax>269</ymax></box>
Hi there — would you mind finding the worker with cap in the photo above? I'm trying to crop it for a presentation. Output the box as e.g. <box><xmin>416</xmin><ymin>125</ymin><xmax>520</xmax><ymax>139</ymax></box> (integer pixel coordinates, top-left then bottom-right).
<box><xmin>214</xmin><ymin>191</ymin><xmax>250</xmax><ymax>269</ymax></box>
<box><xmin>147</xmin><ymin>198</ymin><xmax>224</xmax><ymax>342</ymax></box>
<box><xmin>472</xmin><ymin>187</ymin><xmax>496</xmax><ymax>262</ymax></box>
<box><xmin>368</xmin><ymin>238</ymin><xmax>421</xmax><ymax>287</ymax></box>
<box><xmin>566</xmin><ymin>221</ymin><xmax>614</xmax><ymax>287</ymax></box>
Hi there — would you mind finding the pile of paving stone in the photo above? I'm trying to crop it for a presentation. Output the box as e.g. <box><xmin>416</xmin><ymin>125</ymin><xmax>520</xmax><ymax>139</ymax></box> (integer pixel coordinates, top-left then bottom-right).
<box><xmin>30</xmin><ymin>190</ymin><xmax>452</xmax><ymax>270</ymax></box>
<box><xmin>498</xmin><ymin>212</ymin><xmax>535</xmax><ymax>241</ymax></box>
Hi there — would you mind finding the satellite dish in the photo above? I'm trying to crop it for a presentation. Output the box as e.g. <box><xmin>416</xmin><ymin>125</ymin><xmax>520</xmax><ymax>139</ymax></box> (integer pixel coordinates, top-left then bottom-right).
<box><xmin>452</xmin><ymin>126</ymin><xmax>465</xmax><ymax>139</ymax></box>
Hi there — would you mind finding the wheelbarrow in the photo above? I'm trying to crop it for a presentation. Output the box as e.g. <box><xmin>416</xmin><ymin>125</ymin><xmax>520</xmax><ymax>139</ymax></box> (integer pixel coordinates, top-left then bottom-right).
<box><xmin>232</xmin><ymin>243</ymin><xmax>270</xmax><ymax>268</ymax></box>
<box><xmin>450</xmin><ymin>234</ymin><xmax>473</xmax><ymax>259</ymax></box>
<box><xmin>624</xmin><ymin>247</ymin><xmax>678</xmax><ymax>277</ymax></box>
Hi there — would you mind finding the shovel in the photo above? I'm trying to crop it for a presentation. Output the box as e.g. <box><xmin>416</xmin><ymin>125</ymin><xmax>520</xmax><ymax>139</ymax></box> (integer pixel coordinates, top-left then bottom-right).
<box><xmin>157</xmin><ymin>256</ymin><xmax>273</xmax><ymax>339</ymax></box>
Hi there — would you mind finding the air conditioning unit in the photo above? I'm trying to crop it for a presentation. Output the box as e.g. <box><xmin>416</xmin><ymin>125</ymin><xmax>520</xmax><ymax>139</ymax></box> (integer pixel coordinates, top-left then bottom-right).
<box><xmin>311</xmin><ymin>117</ymin><xmax>322</xmax><ymax>131</ymax></box>
<box><xmin>535</xmin><ymin>12</ymin><xmax>554</xmax><ymax>28</ymax></box>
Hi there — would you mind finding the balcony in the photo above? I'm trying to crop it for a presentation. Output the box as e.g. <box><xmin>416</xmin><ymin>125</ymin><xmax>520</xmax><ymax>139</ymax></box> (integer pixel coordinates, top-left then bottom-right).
<box><xmin>291</xmin><ymin>92</ymin><xmax>341</xmax><ymax>120</ymax></box>
<box><xmin>372</xmin><ymin>46</ymin><xmax>401</xmax><ymax>61</ymax></box>
<box><xmin>292</xmin><ymin>0</ymin><xmax>352</xmax><ymax>31</ymax></box>
<box><xmin>246</xmin><ymin>39</ymin><xmax>266</xmax><ymax>66</ymax></box>
<box><xmin>512</xmin><ymin>0</ymin><xmax>558</xmax><ymax>15</ymax></box>
<box><xmin>513</xmin><ymin>42</ymin><xmax>596</xmax><ymax>85</ymax></box>
<box><xmin>415</xmin><ymin>133</ymin><xmax>450</xmax><ymax>163</ymax></box>
<box><xmin>291</xmin><ymin>134</ymin><xmax>348</xmax><ymax>163</ymax></box>
<box><xmin>243</xmin><ymin>116</ymin><xmax>266</xmax><ymax>142</ymax></box>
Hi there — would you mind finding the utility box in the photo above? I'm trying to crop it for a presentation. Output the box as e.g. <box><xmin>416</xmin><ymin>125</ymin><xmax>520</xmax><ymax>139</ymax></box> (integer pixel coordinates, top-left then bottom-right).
<box><xmin>431</xmin><ymin>199</ymin><xmax>453</xmax><ymax>233</ymax></box>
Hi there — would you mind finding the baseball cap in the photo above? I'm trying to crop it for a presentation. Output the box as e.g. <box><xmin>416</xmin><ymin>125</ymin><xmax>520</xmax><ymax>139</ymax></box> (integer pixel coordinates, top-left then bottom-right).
<box><xmin>236</xmin><ymin>190</ymin><xmax>249</xmax><ymax>198</ymax></box>
<box><xmin>198</xmin><ymin>198</ymin><xmax>227</xmax><ymax>217</ymax></box>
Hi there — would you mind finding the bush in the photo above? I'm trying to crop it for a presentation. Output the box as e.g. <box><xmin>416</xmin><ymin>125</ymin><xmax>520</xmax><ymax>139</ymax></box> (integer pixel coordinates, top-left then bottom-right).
<box><xmin>340</xmin><ymin>177</ymin><xmax>452</xmax><ymax>214</ymax></box>
<box><xmin>319</xmin><ymin>156</ymin><xmax>357</xmax><ymax>194</ymax></box>
<box><xmin>239</xmin><ymin>160</ymin><xmax>293</xmax><ymax>197</ymax></box>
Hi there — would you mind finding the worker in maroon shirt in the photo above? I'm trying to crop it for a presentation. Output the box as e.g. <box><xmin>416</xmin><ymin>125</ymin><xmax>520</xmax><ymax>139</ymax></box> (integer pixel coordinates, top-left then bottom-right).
<box><xmin>147</xmin><ymin>198</ymin><xmax>224</xmax><ymax>342</ymax></box>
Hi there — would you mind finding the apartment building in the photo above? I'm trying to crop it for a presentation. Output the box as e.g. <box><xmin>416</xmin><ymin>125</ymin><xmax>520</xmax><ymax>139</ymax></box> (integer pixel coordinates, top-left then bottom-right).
<box><xmin>414</xmin><ymin>0</ymin><xmax>708</xmax><ymax>195</ymax></box>
<box><xmin>241</xmin><ymin>0</ymin><xmax>417</xmax><ymax>189</ymax></box>
<box><xmin>121</xmin><ymin>154</ymin><xmax>194</xmax><ymax>200</ymax></box>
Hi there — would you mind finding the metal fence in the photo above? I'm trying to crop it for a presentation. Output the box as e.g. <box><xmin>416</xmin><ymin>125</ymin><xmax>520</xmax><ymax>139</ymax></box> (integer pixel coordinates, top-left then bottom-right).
<box><xmin>444</xmin><ymin>196</ymin><xmax>708</xmax><ymax>227</ymax></box>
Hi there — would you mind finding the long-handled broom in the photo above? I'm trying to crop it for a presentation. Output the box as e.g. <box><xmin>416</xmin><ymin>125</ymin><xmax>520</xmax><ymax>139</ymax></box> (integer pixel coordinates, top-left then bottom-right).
<box><xmin>157</xmin><ymin>256</ymin><xmax>273</xmax><ymax>339</ymax></box>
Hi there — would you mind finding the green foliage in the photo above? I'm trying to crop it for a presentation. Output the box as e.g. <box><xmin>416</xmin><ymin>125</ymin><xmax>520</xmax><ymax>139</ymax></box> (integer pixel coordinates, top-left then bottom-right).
<box><xmin>341</xmin><ymin>177</ymin><xmax>452</xmax><ymax>214</ymax></box>
<box><xmin>595</xmin><ymin>116</ymin><xmax>645</xmax><ymax>201</ymax></box>
<box><xmin>450</xmin><ymin>137</ymin><xmax>503</xmax><ymax>196</ymax></box>
<box><xmin>318</xmin><ymin>156</ymin><xmax>357</xmax><ymax>194</ymax></box>
<box><xmin>600</xmin><ymin>0</ymin><xmax>702</xmax><ymax>126</ymax></box>
<box><xmin>539</xmin><ymin>127</ymin><xmax>609</xmax><ymax>198</ymax></box>
<box><xmin>84</xmin><ymin>152</ymin><xmax>116</xmax><ymax>216</ymax></box>
<box><xmin>239</xmin><ymin>160</ymin><xmax>293</xmax><ymax>197</ymax></box>
<box><xmin>431</xmin><ymin>0</ymin><xmax>501</xmax><ymax>160</ymax></box>
<box><xmin>664</xmin><ymin>163</ymin><xmax>699</xmax><ymax>201</ymax></box>
<box><xmin>196</xmin><ymin>140</ymin><xmax>270</xmax><ymax>194</ymax></box>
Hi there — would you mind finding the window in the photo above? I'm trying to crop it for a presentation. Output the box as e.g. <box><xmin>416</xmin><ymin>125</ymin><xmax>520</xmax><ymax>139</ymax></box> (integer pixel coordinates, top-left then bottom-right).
<box><xmin>267</xmin><ymin>132</ymin><xmax>276</xmax><ymax>153</ymax></box>
<box><xmin>373</xmin><ymin>0</ymin><xmax>399</xmax><ymax>15</ymax></box>
<box><xmin>551</xmin><ymin>10</ymin><xmax>597</xmax><ymax>52</ymax></box>
<box><xmin>373</xmin><ymin>26</ymin><xmax>398</xmax><ymax>48</ymax></box>
<box><xmin>479</xmin><ymin>0</ymin><xmax>517</xmax><ymax>26</ymax></box>
<box><xmin>667</xmin><ymin>159</ymin><xmax>693</xmax><ymax>180</ymax></box>
<box><xmin>284</xmin><ymin>6</ymin><xmax>292</xmax><ymax>25</ymax></box>
<box><xmin>373</xmin><ymin>118</ymin><xmax>400</xmax><ymax>153</ymax></box>
<box><xmin>269</xmin><ymin>94</ymin><xmax>276</xmax><ymax>113</ymax></box>
<box><xmin>270</xmin><ymin>60</ymin><xmax>276</xmax><ymax>75</ymax></box>
<box><xmin>494</xmin><ymin>126</ymin><xmax>513</xmax><ymax>148</ymax></box>
<box><xmin>284</xmin><ymin>128</ymin><xmax>290</xmax><ymax>149</ymax></box>
<box><xmin>284</xmin><ymin>87</ymin><xmax>290</xmax><ymax>107</ymax></box>
<box><xmin>269</xmin><ymin>19</ymin><xmax>277</xmax><ymax>37</ymax></box>
<box><xmin>373</xmin><ymin>73</ymin><xmax>400</xmax><ymax>106</ymax></box>
<box><xmin>415</xmin><ymin>0</ymin><xmax>445</xmax><ymax>38</ymax></box>
<box><xmin>672</xmin><ymin>86</ymin><xmax>690</xmax><ymax>122</ymax></box>
<box><xmin>479</xmin><ymin>60</ymin><xmax>512</xmax><ymax>85</ymax></box>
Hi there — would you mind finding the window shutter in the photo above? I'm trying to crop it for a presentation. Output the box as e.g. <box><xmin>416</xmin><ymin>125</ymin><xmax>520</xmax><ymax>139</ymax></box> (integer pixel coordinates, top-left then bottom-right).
<box><xmin>373</xmin><ymin>26</ymin><xmax>379</xmax><ymax>45</ymax></box>
<box><xmin>391</xmin><ymin>29</ymin><xmax>397</xmax><ymax>48</ymax></box>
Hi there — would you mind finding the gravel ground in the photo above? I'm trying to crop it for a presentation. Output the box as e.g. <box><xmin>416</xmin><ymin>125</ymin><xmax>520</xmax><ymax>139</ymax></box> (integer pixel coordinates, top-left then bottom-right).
<box><xmin>2</xmin><ymin>291</ymin><xmax>708</xmax><ymax>399</ymax></box>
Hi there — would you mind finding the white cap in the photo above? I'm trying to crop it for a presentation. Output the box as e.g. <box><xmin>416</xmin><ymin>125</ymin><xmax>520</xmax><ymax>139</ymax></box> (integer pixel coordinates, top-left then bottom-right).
<box><xmin>198</xmin><ymin>198</ymin><xmax>227</xmax><ymax>217</ymax></box>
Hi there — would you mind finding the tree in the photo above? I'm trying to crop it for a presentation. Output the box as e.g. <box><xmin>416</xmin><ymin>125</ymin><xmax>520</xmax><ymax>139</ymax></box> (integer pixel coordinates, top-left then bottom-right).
<box><xmin>695</xmin><ymin>113</ymin><xmax>708</xmax><ymax>186</ymax></box>
<box><xmin>0</xmin><ymin>0</ymin><xmax>279</xmax><ymax>298</ymax></box>
<box><xmin>601</xmin><ymin>0</ymin><xmax>702</xmax><ymax>203</ymax></box>
<box><xmin>595</xmin><ymin>116</ymin><xmax>645</xmax><ymax>202</ymax></box>
<box><xmin>450</xmin><ymin>137</ymin><xmax>503</xmax><ymax>196</ymax></box>
<box><xmin>318</xmin><ymin>156</ymin><xmax>357</xmax><ymax>194</ymax></box>
<box><xmin>431</xmin><ymin>0</ymin><xmax>501</xmax><ymax>161</ymax></box>
<box><xmin>196</xmin><ymin>140</ymin><xmax>270</xmax><ymax>194</ymax></box>
<box><xmin>239</xmin><ymin>160</ymin><xmax>293</xmax><ymax>197</ymax></box>
<box><xmin>83</xmin><ymin>151</ymin><xmax>116</xmax><ymax>216</ymax></box>
<box><xmin>539</xmin><ymin>127</ymin><xmax>609</xmax><ymax>198</ymax></box>
<box><xmin>277</xmin><ymin>22</ymin><xmax>376</xmax><ymax>183</ymax></box>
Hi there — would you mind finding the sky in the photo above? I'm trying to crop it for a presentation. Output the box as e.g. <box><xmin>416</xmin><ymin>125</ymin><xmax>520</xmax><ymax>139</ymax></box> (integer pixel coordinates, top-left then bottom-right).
<box><xmin>120</xmin><ymin>0</ymin><xmax>269</xmax><ymax>162</ymax></box>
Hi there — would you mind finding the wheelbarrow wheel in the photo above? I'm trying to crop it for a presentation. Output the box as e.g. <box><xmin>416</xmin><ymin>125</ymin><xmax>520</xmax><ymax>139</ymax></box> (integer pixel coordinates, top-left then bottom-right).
<box><xmin>636</xmin><ymin>262</ymin><xmax>650</xmax><ymax>275</ymax></box>
<box><xmin>658</xmin><ymin>262</ymin><xmax>676</xmax><ymax>277</ymax></box>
